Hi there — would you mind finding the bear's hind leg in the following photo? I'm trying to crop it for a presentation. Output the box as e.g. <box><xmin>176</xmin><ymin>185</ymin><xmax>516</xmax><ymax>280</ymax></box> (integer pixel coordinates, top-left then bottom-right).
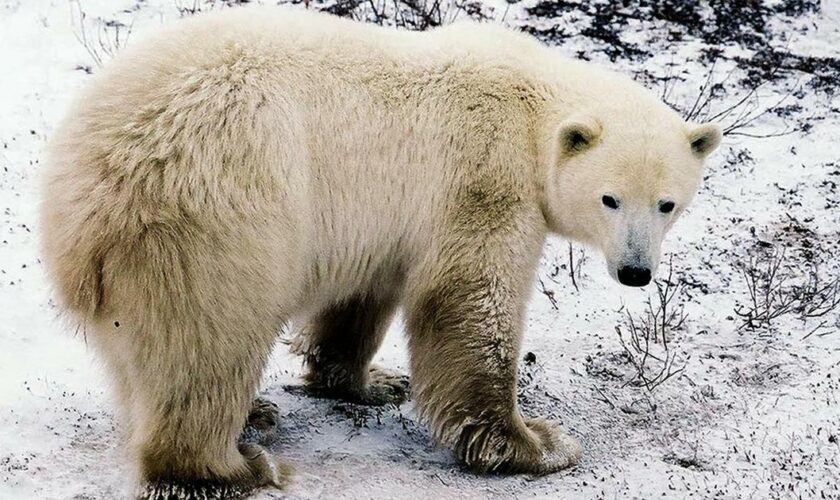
<box><xmin>297</xmin><ymin>292</ymin><xmax>408</xmax><ymax>406</ymax></box>
<box><xmin>95</xmin><ymin>226</ymin><xmax>298</xmax><ymax>499</ymax></box>
<box><xmin>127</xmin><ymin>309</ymin><xmax>289</xmax><ymax>500</ymax></box>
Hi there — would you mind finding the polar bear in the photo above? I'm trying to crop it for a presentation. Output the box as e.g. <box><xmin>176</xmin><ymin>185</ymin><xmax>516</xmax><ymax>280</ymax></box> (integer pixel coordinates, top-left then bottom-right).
<box><xmin>41</xmin><ymin>6</ymin><xmax>720</xmax><ymax>498</ymax></box>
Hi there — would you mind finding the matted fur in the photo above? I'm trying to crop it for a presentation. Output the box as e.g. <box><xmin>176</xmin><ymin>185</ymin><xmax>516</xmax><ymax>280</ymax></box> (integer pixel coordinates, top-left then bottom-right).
<box><xmin>40</xmin><ymin>6</ymin><xmax>719</xmax><ymax>497</ymax></box>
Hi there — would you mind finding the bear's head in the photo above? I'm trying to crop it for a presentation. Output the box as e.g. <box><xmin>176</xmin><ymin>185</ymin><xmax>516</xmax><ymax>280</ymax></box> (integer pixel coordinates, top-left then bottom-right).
<box><xmin>541</xmin><ymin>103</ymin><xmax>721</xmax><ymax>287</ymax></box>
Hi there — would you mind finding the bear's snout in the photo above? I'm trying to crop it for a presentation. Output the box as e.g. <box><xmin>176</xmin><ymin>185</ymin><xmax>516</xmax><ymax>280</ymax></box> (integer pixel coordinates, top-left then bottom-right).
<box><xmin>617</xmin><ymin>266</ymin><xmax>651</xmax><ymax>287</ymax></box>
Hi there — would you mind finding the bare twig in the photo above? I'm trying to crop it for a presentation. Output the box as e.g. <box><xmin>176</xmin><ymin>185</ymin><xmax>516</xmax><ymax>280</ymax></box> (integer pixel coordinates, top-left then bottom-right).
<box><xmin>665</xmin><ymin>63</ymin><xmax>802</xmax><ymax>139</ymax></box>
<box><xmin>801</xmin><ymin>321</ymin><xmax>829</xmax><ymax>340</ymax></box>
<box><xmin>319</xmin><ymin>0</ymin><xmax>489</xmax><ymax>29</ymax></box>
<box><xmin>734</xmin><ymin>250</ymin><xmax>840</xmax><ymax>331</ymax></box>
<box><xmin>593</xmin><ymin>386</ymin><xmax>616</xmax><ymax>409</ymax></box>
<box><xmin>537</xmin><ymin>278</ymin><xmax>559</xmax><ymax>310</ymax></box>
<box><xmin>614</xmin><ymin>262</ymin><xmax>689</xmax><ymax>392</ymax></box>
<box><xmin>567</xmin><ymin>242</ymin><xmax>579</xmax><ymax>292</ymax></box>
<box><xmin>548</xmin><ymin>244</ymin><xmax>587</xmax><ymax>291</ymax></box>
<box><xmin>70</xmin><ymin>0</ymin><xmax>133</xmax><ymax>68</ymax></box>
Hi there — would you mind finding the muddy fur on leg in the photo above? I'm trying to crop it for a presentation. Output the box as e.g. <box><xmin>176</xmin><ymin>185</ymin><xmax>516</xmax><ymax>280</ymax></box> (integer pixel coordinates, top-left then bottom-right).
<box><xmin>293</xmin><ymin>291</ymin><xmax>409</xmax><ymax>405</ymax></box>
<box><xmin>405</xmin><ymin>213</ymin><xmax>581</xmax><ymax>474</ymax></box>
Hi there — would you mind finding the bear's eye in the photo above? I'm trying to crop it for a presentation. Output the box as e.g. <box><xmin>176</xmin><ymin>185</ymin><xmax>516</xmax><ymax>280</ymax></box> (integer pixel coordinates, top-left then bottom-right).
<box><xmin>602</xmin><ymin>195</ymin><xmax>619</xmax><ymax>210</ymax></box>
<box><xmin>659</xmin><ymin>201</ymin><xmax>676</xmax><ymax>214</ymax></box>
<box><xmin>566</xmin><ymin>131</ymin><xmax>588</xmax><ymax>151</ymax></box>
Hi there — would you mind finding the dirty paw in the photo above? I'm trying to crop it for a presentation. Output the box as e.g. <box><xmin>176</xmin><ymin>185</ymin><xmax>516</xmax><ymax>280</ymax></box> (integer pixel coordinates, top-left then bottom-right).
<box><xmin>359</xmin><ymin>366</ymin><xmax>410</xmax><ymax>406</ymax></box>
<box><xmin>297</xmin><ymin>366</ymin><xmax>410</xmax><ymax>406</ymax></box>
<box><xmin>240</xmin><ymin>397</ymin><xmax>280</xmax><ymax>444</ymax></box>
<box><xmin>239</xmin><ymin>443</ymin><xmax>291</xmax><ymax>488</ymax></box>
<box><xmin>524</xmin><ymin>418</ymin><xmax>582</xmax><ymax>473</ymax></box>
<box><xmin>457</xmin><ymin>418</ymin><xmax>581</xmax><ymax>474</ymax></box>
<box><xmin>246</xmin><ymin>397</ymin><xmax>280</xmax><ymax>432</ymax></box>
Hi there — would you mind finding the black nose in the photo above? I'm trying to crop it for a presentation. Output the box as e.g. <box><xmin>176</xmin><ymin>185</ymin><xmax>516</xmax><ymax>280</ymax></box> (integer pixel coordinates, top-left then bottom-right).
<box><xmin>617</xmin><ymin>266</ymin><xmax>651</xmax><ymax>287</ymax></box>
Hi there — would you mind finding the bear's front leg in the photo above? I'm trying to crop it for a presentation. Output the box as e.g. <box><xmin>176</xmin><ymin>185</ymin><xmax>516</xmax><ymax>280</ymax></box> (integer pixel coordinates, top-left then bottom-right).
<box><xmin>406</xmin><ymin>221</ymin><xmax>581</xmax><ymax>474</ymax></box>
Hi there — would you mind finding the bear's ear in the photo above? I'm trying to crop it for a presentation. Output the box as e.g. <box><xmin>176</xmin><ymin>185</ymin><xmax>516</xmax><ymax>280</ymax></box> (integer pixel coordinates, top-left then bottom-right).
<box><xmin>557</xmin><ymin>116</ymin><xmax>602</xmax><ymax>155</ymax></box>
<box><xmin>687</xmin><ymin>123</ymin><xmax>722</xmax><ymax>157</ymax></box>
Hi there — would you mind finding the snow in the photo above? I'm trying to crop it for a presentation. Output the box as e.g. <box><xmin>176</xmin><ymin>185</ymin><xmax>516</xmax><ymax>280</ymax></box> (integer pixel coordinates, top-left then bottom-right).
<box><xmin>1</xmin><ymin>1</ymin><xmax>838</xmax><ymax>499</ymax></box>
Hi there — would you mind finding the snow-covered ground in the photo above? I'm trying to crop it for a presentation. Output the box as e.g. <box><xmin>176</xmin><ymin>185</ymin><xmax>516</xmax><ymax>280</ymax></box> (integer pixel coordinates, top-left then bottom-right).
<box><xmin>1</xmin><ymin>1</ymin><xmax>838</xmax><ymax>499</ymax></box>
